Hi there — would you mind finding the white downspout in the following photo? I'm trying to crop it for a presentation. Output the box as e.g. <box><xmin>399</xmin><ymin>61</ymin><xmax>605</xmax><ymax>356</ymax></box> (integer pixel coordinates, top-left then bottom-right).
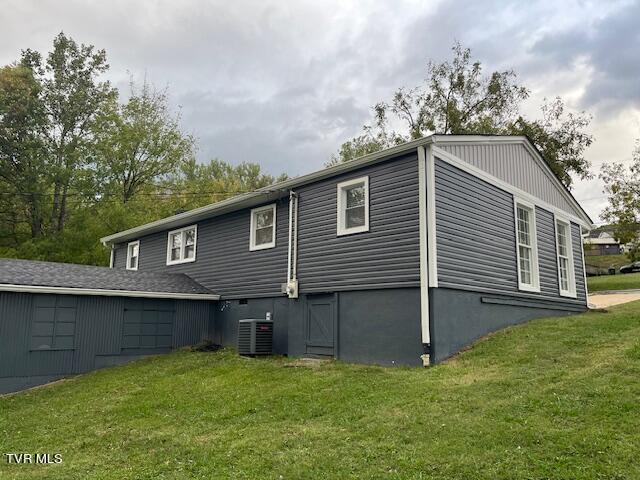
<box><xmin>418</xmin><ymin>144</ymin><xmax>432</xmax><ymax>366</ymax></box>
<box><xmin>286</xmin><ymin>191</ymin><xmax>299</xmax><ymax>298</ymax></box>
<box><xmin>107</xmin><ymin>242</ymin><xmax>114</xmax><ymax>268</ymax></box>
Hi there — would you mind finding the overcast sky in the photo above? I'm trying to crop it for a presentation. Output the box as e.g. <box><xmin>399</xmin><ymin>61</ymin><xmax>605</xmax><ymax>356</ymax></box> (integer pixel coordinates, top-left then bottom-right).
<box><xmin>2</xmin><ymin>0</ymin><xmax>639</xmax><ymax>224</ymax></box>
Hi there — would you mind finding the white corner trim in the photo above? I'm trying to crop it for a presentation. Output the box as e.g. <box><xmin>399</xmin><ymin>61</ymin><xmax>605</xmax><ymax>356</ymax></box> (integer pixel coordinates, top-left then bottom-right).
<box><xmin>126</xmin><ymin>240</ymin><xmax>139</xmax><ymax>271</ymax></box>
<box><xmin>554</xmin><ymin>214</ymin><xmax>577</xmax><ymax>298</ymax></box>
<box><xmin>336</xmin><ymin>176</ymin><xmax>370</xmax><ymax>236</ymax></box>
<box><xmin>287</xmin><ymin>195</ymin><xmax>293</xmax><ymax>282</ymax></box>
<box><xmin>249</xmin><ymin>203</ymin><xmax>277</xmax><ymax>251</ymax></box>
<box><xmin>109</xmin><ymin>245</ymin><xmax>114</xmax><ymax>269</ymax></box>
<box><xmin>0</xmin><ymin>283</ymin><xmax>219</xmax><ymax>301</ymax></box>
<box><xmin>417</xmin><ymin>146</ymin><xmax>431</xmax><ymax>345</ymax></box>
<box><xmin>426</xmin><ymin>144</ymin><xmax>438</xmax><ymax>288</ymax></box>
<box><xmin>432</xmin><ymin>145</ymin><xmax>592</xmax><ymax>230</ymax></box>
<box><xmin>514</xmin><ymin>197</ymin><xmax>541</xmax><ymax>293</ymax></box>
<box><xmin>166</xmin><ymin>224</ymin><xmax>198</xmax><ymax>266</ymax></box>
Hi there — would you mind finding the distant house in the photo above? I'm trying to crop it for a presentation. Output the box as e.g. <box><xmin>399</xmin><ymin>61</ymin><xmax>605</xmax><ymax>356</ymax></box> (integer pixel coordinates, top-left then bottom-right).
<box><xmin>1</xmin><ymin>135</ymin><xmax>593</xmax><ymax>393</ymax></box>
<box><xmin>584</xmin><ymin>232</ymin><xmax>622</xmax><ymax>256</ymax></box>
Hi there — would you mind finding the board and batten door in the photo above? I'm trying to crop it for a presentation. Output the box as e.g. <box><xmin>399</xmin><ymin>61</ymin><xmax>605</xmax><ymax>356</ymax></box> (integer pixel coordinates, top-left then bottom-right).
<box><xmin>305</xmin><ymin>294</ymin><xmax>337</xmax><ymax>357</ymax></box>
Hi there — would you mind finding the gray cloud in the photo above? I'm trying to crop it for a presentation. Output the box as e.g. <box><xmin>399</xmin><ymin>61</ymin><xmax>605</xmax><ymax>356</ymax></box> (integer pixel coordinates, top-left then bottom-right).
<box><xmin>532</xmin><ymin>1</ymin><xmax>640</xmax><ymax>111</ymax></box>
<box><xmin>0</xmin><ymin>0</ymin><xmax>638</xmax><ymax>220</ymax></box>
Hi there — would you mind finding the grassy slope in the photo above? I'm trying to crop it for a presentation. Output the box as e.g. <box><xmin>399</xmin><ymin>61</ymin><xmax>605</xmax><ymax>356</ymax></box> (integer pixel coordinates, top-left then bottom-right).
<box><xmin>587</xmin><ymin>271</ymin><xmax>640</xmax><ymax>293</ymax></box>
<box><xmin>584</xmin><ymin>254</ymin><xmax>629</xmax><ymax>269</ymax></box>
<box><xmin>2</xmin><ymin>303</ymin><xmax>640</xmax><ymax>480</ymax></box>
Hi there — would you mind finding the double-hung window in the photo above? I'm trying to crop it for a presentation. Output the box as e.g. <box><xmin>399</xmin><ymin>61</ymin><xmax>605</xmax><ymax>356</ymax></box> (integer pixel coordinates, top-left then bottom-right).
<box><xmin>166</xmin><ymin>225</ymin><xmax>197</xmax><ymax>265</ymax></box>
<box><xmin>514</xmin><ymin>199</ymin><xmax>540</xmax><ymax>292</ymax></box>
<box><xmin>337</xmin><ymin>176</ymin><xmax>369</xmax><ymax>236</ymax></box>
<box><xmin>250</xmin><ymin>204</ymin><xmax>276</xmax><ymax>251</ymax></box>
<box><xmin>555</xmin><ymin>217</ymin><xmax>576</xmax><ymax>297</ymax></box>
<box><xmin>126</xmin><ymin>240</ymin><xmax>139</xmax><ymax>271</ymax></box>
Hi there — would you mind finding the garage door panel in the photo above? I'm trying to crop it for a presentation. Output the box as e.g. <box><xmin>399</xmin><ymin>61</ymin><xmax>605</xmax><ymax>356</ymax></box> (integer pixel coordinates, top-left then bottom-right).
<box><xmin>121</xmin><ymin>301</ymin><xmax>175</xmax><ymax>350</ymax></box>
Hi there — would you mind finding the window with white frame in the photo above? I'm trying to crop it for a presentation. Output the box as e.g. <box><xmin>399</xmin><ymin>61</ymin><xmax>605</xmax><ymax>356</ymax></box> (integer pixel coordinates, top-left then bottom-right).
<box><xmin>126</xmin><ymin>240</ymin><xmax>139</xmax><ymax>271</ymax></box>
<box><xmin>250</xmin><ymin>204</ymin><xmax>276</xmax><ymax>251</ymax></box>
<box><xmin>337</xmin><ymin>176</ymin><xmax>369</xmax><ymax>236</ymax></box>
<box><xmin>514</xmin><ymin>200</ymin><xmax>540</xmax><ymax>292</ymax></box>
<box><xmin>166</xmin><ymin>225</ymin><xmax>197</xmax><ymax>265</ymax></box>
<box><xmin>555</xmin><ymin>218</ymin><xmax>576</xmax><ymax>297</ymax></box>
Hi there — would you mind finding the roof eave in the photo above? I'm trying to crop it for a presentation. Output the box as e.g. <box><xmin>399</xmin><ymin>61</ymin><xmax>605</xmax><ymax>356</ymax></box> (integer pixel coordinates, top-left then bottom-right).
<box><xmin>100</xmin><ymin>135</ymin><xmax>436</xmax><ymax>245</ymax></box>
<box><xmin>0</xmin><ymin>283</ymin><xmax>220</xmax><ymax>301</ymax></box>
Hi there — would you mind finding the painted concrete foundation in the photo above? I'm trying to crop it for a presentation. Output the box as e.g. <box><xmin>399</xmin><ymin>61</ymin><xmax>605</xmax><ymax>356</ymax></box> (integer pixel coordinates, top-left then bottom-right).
<box><xmin>429</xmin><ymin>287</ymin><xmax>587</xmax><ymax>363</ymax></box>
<box><xmin>214</xmin><ymin>288</ymin><xmax>423</xmax><ymax>366</ymax></box>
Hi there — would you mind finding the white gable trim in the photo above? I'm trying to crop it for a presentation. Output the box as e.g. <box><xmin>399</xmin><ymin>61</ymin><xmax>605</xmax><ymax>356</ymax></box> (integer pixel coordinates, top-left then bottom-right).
<box><xmin>432</xmin><ymin>146</ymin><xmax>592</xmax><ymax>230</ymax></box>
<box><xmin>432</xmin><ymin>135</ymin><xmax>592</xmax><ymax>227</ymax></box>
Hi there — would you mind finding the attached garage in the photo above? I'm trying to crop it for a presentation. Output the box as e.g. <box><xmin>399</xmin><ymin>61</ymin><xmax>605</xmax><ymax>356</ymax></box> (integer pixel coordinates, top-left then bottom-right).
<box><xmin>0</xmin><ymin>259</ymin><xmax>218</xmax><ymax>394</ymax></box>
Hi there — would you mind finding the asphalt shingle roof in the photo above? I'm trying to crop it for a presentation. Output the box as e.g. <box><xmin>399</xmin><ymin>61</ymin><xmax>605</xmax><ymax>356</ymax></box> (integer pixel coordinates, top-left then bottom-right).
<box><xmin>0</xmin><ymin>258</ymin><xmax>215</xmax><ymax>297</ymax></box>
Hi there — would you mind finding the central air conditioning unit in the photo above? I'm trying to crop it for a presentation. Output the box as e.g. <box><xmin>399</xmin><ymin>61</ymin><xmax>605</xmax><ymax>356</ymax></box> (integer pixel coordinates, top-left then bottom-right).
<box><xmin>237</xmin><ymin>319</ymin><xmax>273</xmax><ymax>355</ymax></box>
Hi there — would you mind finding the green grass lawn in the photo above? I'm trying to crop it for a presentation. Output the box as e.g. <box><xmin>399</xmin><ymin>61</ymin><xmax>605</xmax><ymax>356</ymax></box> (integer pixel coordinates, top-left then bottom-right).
<box><xmin>2</xmin><ymin>303</ymin><xmax>640</xmax><ymax>479</ymax></box>
<box><xmin>587</xmin><ymin>271</ymin><xmax>640</xmax><ymax>293</ymax></box>
<box><xmin>584</xmin><ymin>253</ymin><xmax>629</xmax><ymax>270</ymax></box>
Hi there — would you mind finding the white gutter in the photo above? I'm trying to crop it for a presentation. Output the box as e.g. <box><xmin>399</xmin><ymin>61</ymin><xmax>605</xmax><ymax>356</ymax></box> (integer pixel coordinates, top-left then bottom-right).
<box><xmin>100</xmin><ymin>135</ymin><xmax>593</xmax><ymax>246</ymax></box>
<box><xmin>100</xmin><ymin>136</ymin><xmax>438</xmax><ymax>245</ymax></box>
<box><xmin>0</xmin><ymin>284</ymin><xmax>220</xmax><ymax>301</ymax></box>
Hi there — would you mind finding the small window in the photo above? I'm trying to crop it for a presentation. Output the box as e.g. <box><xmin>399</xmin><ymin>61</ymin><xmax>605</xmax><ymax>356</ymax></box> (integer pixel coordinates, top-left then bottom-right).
<box><xmin>166</xmin><ymin>225</ymin><xmax>197</xmax><ymax>265</ymax></box>
<box><xmin>555</xmin><ymin>218</ymin><xmax>576</xmax><ymax>297</ymax></box>
<box><xmin>30</xmin><ymin>295</ymin><xmax>77</xmax><ymax>351</ymax></box>
<box><xmin>514</xmin><ymin>199</ymin><xmax>540</xmax><ymax>292</ymax></box>
<box><xmin>250</xmin><ymin>204</ymin><xmax>276</xmax><ymax>251</ymax></box>
<box><xmin>337</xmin><ymin>176</ymin><xmax>369</xmax><ymax>236</ymax></box>
<box><xmin>126</xmin><ymin>240</ymin><xmax>140</xmax><ymax>271</ymax></box>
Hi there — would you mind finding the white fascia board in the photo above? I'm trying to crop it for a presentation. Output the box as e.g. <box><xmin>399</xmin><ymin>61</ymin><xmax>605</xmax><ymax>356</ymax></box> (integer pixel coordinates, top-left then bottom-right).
<box><xmin>0</xmin><ymin>284</ymin><xmax>220</xmax><ymax>301</ymax></box>
<box><xmin>432</xmin><ymin>145</ymin><xmax>593</xmax><ymax>230</ymax></box>
<box><xmin>101</xmin><ymin>136</ymin><xmax>437</xmax><ymax>245</ymax></box>
<box><xmin>101</xmin><ymin>134</ymin><xmax>592</xmax><ymax>245</ymax></box>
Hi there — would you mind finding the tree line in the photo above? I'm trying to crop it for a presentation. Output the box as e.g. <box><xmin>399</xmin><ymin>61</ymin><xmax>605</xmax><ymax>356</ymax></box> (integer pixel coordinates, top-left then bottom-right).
<box><xmin>0</xmin><ymin>33</ymin><xmax>286</xmax><ymax>265</ymax></box>
<box><xmin>1</xmin><ymin>35</ymin><xmax>638</xmax><ymax>266</ymax></box>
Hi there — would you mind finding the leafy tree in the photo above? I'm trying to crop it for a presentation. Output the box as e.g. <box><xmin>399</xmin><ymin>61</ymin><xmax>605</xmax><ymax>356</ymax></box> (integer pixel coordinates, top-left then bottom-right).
<box><xmin>21</xmin><ymin>32</ymin><xmax>117</xmax><ymax>232</ymax></box>
<box><xmin>95</xmin><ymin>80</ymin><xmax>195</xmax><ymax>203</ymax></box>
<box><xmin>333</xmin><ymin>43</ymin><xmax>593</xmax><ymax>187</ymax></box>
<box><xmin>0</xmin><ymin>65</ymin><xmax>48</xmax><ymax>240</ymax></box>
<box><xmin>0</xmin><ymin>33</ymin><xmax>288</xmax><ymax>266</ymax></box>
<box><xmin>600</xmin><ymin>140</ymin><xmax>640</xmax><ymax>261</ymax></box>
<box><xmin>508</xmin><ymin>98</ymin><xmax>593</xmax><ymax>186</ymax></box>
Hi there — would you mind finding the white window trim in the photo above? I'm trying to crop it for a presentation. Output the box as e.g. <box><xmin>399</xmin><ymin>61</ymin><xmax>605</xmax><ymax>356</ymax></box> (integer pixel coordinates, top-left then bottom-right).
<box><xmin>337</xmin><ymin>176</ymin><xmax>369</xmax><ymax>236</ymax></box>
<box><xmin>166</xmin><ymin>225</ymin><xmax>197</xmax><ymax>265</ymax></box>
<box><xmin>249</xmin><ymin>203</ymin><xmax>277</xmax><ymax>251</ymax></box>
<box><xmin>126</xmin><ymin>240</ymin><xmax>139</xmax><ymax>271</ymax></box>
<box><xmin>554</xmin><ymin>215</ymin><xmax>577</xmax><ymax>298</ymax></box>
<box><xmin>514</xmin><ymin>198</ymin><xmax>540</xmax><ymax>293</ymax></box>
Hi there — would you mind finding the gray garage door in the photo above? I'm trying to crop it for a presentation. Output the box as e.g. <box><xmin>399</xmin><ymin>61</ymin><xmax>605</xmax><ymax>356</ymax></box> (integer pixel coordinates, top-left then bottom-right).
<box><xmin>122</xmin><ymin>298</ymin><xmax>175</xmax><ymax>351</ymax></box>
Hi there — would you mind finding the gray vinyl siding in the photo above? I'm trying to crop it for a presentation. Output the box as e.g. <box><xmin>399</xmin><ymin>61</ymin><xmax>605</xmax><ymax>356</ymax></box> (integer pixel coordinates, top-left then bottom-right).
<box><xmin>114</xmin><ymin>153</ymin><xmax>420</xmax><ymax>296</ymax></box>
<box><xmin>435</xmin><ymin>158</ymin><xmax>586</xmax><ymax>306</ymax></box>
<box><xmin>438</xmin><ymin>142</ymin><xmax>579</xmax><ymax>216</ymax></box>
<box><xmin>536</xmin><ymin>207</ymin><xmax>561</xmax><ymax>298</ymax></box>
<box><xmin>113</xmin><ymin>199</ymin><xmax>290</xmax><ymax>298</ymax></box>
<box><xmin>0</xmin><ymin>291</ymin><xmax>211</xmax><ymax>389</ymax></box>
<box><xmin>295</xmin><ymin>152</ymin><xmax>420</xmax><ymax>292</ymax></box>
<box><xmin>572</xmin><ymin>223</ymin><xmax>588</xmax><ymax>303</ymax></box>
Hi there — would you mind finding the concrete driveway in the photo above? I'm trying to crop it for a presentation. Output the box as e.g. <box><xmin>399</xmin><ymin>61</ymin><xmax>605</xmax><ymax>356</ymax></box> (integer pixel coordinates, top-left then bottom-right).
<box><xmin>588</xmin><ymin>289</ymin><xmax>640</xmax><ymax>309</ymax></box>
